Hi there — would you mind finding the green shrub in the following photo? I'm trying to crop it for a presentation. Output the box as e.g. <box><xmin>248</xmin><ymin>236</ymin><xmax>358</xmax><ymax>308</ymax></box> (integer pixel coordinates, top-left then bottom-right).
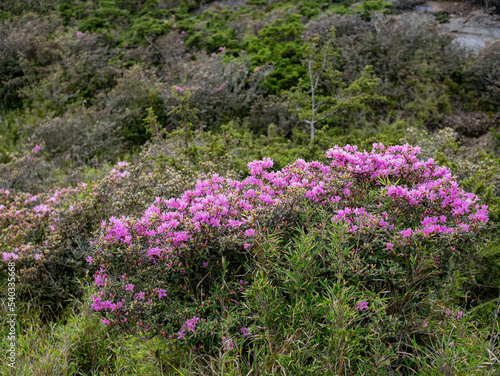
<box><xmin>244</xmin><ymin>12</ymin><xmax>306</xmax><ymax>93</ymax></box>
<box><xmin>102</xmin><ymin>64</ymin><xmax>165</xmax><ymax>146</ymax></box>
<box><xmin>464</xmin><ymin>41</ymin><xmax>500</xmax><ymax>111</ymax></box>
<box><xmin>247</xmin><ymin>211</ymin><xmax>494</xmax><ymax>374</ymax></box>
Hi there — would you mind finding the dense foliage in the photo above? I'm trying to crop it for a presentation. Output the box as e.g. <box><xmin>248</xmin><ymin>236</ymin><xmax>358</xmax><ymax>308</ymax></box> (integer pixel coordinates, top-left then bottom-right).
<box><xmin>1</xmin><ymin>0</ymin><xmax>499</xmax><ymax>374</ymax></box>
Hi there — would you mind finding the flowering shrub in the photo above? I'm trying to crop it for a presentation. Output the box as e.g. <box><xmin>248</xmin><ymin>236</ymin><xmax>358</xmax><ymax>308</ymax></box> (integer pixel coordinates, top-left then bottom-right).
<box><xmin>90</xmin><ymin>143</ymin><xmax>488</xmax><ymax>351</ymax></box>
<box><xmin>0</xmin><ymin>180</ymin><xmax>99</xmax><ymax>313</ymax></box>
<box><xmin>0</xmin><ymin>142</ymin><xmax>228</xmax><ymax>316</ymax></box>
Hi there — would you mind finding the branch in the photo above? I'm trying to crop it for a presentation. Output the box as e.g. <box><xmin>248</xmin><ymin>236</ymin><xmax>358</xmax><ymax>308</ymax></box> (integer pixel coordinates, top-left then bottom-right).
<box><xmin>314</xmin><ymin>100</ymin><xmax>324</xmax><ymax>112</ymax></box>
<box><xmin>317</xmin><ymin>108</ymin><xmax>340</xmax><ymax>122</ymax></box>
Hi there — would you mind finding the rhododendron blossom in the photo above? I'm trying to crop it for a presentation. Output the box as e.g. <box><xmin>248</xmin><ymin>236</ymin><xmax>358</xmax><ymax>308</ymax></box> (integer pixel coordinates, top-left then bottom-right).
<box><xmin>356</xmin><ymin>301</ymin><xmax>369</xmax><ymax>311</ymax></box>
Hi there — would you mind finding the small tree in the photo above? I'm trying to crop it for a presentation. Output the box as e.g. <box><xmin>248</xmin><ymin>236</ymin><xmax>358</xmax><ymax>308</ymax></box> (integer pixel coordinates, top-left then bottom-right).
<box><xmin>290</xmin><ymin>27</ymin><xmax>384</xmax><ymax>142</ymax></box>
<box><xmin>168</xmin><ymin>86</ymin><xmax>201</xmax><ymax>163</ymax></box>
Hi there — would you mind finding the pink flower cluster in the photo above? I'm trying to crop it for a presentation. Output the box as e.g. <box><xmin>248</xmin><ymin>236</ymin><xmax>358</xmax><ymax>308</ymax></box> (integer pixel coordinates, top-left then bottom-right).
<box><xmin>92</xmin><ymin>294</ymin><xmax>124</xmax><ymax>312</ymax></box>
<box><xmin>177</xmin><ymin>316</ymin><xmax>200</xmax><ymax>339</ymax></box>
<box><xmin>109</xmin><ymin>162</ymin><xmax>131</xmax><ymax>180</ymax></box>
<box><xmin>327</xmin><ymin>144</ymin><xmax>488</xmax><ymax>246</ymax></box>
<box><xmin>0</xmin><ymin>162</ymin><xmax>131</xmax><ymax>263</ymax></box>
<box><xmin>332</xmin><ymin>207</ymin><xmax>391</xmax><ymax>234</ymax></box>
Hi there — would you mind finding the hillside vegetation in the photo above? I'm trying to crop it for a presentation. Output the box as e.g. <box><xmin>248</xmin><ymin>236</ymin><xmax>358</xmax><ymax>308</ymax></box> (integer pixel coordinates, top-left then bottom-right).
<box><xmin>1</xmin><ymin>0</ymin><xmax>500</xmax><ymax>374</ymax></box>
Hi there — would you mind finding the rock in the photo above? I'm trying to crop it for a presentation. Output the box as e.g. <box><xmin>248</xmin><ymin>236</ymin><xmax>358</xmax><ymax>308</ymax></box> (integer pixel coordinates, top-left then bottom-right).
<box><xmin>414</xmin><ymin>2</ymin><xmax>500</xmax><ymax>53</ymax></box>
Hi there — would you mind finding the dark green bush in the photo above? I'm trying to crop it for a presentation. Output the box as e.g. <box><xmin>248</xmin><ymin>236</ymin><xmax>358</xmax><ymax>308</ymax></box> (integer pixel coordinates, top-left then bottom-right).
<box><xmin>244</xmin><ymin>11</ymin><xmax>306</xmax><ymax>93</ymax></box>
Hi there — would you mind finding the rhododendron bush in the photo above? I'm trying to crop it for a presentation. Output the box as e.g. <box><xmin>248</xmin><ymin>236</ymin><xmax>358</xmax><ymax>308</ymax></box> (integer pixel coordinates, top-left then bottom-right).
<box><xmin>0</xmin><ymin>182</ymin><xmax>98</xmax><ymax>309</ymax></box>
<box><xmin>0</xmin><ymin>143</ymin><xmax>226</xmax><ymax>313</ymax></box>
<box><xmin>89</xmin><ymin>144</ymin><xmax>489</xmax><ymax>350</ymax></box>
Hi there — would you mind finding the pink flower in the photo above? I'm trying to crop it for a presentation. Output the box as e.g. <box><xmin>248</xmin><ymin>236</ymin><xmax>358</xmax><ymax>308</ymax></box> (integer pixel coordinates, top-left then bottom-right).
<box><xmin>400</xmin><ymin>228</ymin><xmax>413</xmax><ymax>238</ymax></box>
<box><xmin>247</xmin><ymin>158</ymin><xmax>273</xmax><ymax>174</ymax></box>
<box><xmin>33</xmin><ymin>204</ymin><xmax>49</xmax><ymax>213</ymax></box>
<box><xmin>125</xmin><ymin>284</ymin><xmax>134</xmax><ymax>292</ymax></box>
<box><xmin>202</xmin><ymin>261</ymin><xmax>208</xmax><ymax>268</ymax></box>
<box><xmin>459</xmin><ymin>223</ymin><xmax>470</xmax><ymax>232</ymax></box>
<box><xmin>86</xmin><ymin>255</ymin><xmax>93</xmax><ymax>264</ymax></box>
<box><xmin>95</xmin><ymin>275</ymin><xmax>104</xmax><ymax>287</ymax></box>
<box><xmin>173</xmin><ymin>231</ymin><xmax>190</xmax><ymax>244</ymax></box>
<box><xmin>178</xmin><ymin>330</ymin><xmax>185</xmax><ymax>339</ymax></box>
<box><xmin>228</xmin><ymin>220</ymin><xmax>243</xmax><ymax>228</ymax></box>
<box><xmin>356</xmin><ymin>301</ymin><xmax>369</xmax><ymax>311</ymax></box>
<box><xmin>147</xmin><ymin>247</ymin><xmax>161</xmax><ymax>257</ymax></box>
<box><xmin>385</xmin><ymin>242</ymin><xmax>394</xmax><ymax>250</ymax></box>
<box><xmin>164</xmin><ymin>20</ymin><xmax>168</xmax><ymax>23</ymax></box>
<box><xmin>245</xmin><ymin>229</ymin><xmax>256</xmax><ymax>237</ymax></box>
<box><xmin>185</xmin><ymin>316</ymin><xmax>199</xmax><ymax>332</ymax></box>
<box><xmin>241</xmin><ymin>327</ymin><xmax>251</xmax><ymax>336</ymax></box>
<box><xmin>157</xmin><ymin>289</ymin><xmax>167</xmax><ymax>298</ymax></box>
<box><xmin>101</xmin><ymin>318</ymin><xmax>110</xmax><ymax>325</ymax></box>
<box><xmin>422</xmin><ymin>323</ymin><xmax>428</xmax><ymax>328</ymax></box>
<box><xmin>136</xmin><ymin>291</ymin><xmax>145</xmax><ymax>300</ymax></box>
<box><xmin>457</xmin><ymin>311</ymin><xmax>463</xmax><ymax>319</ymax></box>
<box><xmin>175</xmin><ymin>86</ymin><xmax>183</xmax><ymax>93</ymax></box>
